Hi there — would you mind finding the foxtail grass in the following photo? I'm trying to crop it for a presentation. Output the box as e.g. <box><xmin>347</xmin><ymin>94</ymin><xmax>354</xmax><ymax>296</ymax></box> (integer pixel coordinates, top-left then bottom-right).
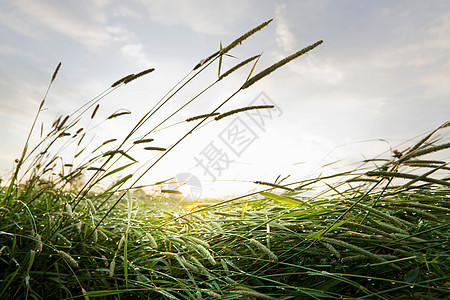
<box><xmin>2</xmin><ymin>17</ymin><xmax>448</xmax><ymax>300</ymax></box>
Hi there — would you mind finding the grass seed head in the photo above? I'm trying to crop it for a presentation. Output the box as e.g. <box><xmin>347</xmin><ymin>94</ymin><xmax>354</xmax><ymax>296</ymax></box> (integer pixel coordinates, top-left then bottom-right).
<box><xmin>241</xmin><ymin>40</ymin><xmax>323</xmax><ymax>89</ymax></box>
<box><xmin>221</xmin><ymin>19</ymin><xmax>273</xmax><ymax>54</ymax></box>
<box><xmin>117</xmin><ymin>235</ymin><xmax>125</xmax><ymax>250</ymax></box>
<box><xmin>232</xmin><ymin>288</ymin><xmax>277</xmax><ymax>300</ymax></box>
<box><xmin>91</xmin><ymin>104</ymin><xmax>100</xmax><ymax>119</ymax></box>
<box><xmin>111</xmin><ymin>73</ymin><xmax>135</xmax><ymax>87</ymax></box>
<box><xmin>35</xmin><ymin>233</ymin><xmax>43</xmax><ymax>252</ymax></box>
<box><xmin>146</xmin><ymin>232</ymin><xmax>158</xmax><ymax>249</ymax></box>
<box><xmin>133</xmin><ymin>138</ymin><xmax>154</xmax><ymax>144</ymax></box>
<box><xmin>144</xmin><ymin>146</ymin><xmax>166</xmax><ymax>151</ymax></box>
<box><xmin>250</xmin><ymin>238</ymin><xmax>278</xmax><ymax>261</ymax></box>
<box><xmin>215</xmin><ymin>105</ymin><xmax>274</xmax><ymax>121</ymax></box>
<box><xmin>161</xmin><ymin>189</ymin><xmax>182</xmax><ymax>195</ymax></box>
<box><xmin>51</xmin><ymin>62</ymin><xmax>62</xmax><ymax>83</ymax></box>
<box><xmin>186</xmin><ymin>112</ymin><xmax>220</xmax><ymax>122</ymax></box>
<box><xmin>123</xmin><ymin>68</ymin><xmax>155</xmax><ymax>84</ymax></box>
<box><xmin>107</xmin><ymin>111</ymin><xmax>131</xmax><ymax>119</ymax></box>
<box><xmin>219</xmin><ymin>54</ymin><xmax>261</xmax><ymax>80</ymax></box>
<box><xmin>58</xmin><ymin>250</ymin><xmax>79</xmax><ymax>268</ymax></box>
<box><xmin>109</xmin><ymin>260</ymin><xmax>116</xmax><ymax>277</ymax></box>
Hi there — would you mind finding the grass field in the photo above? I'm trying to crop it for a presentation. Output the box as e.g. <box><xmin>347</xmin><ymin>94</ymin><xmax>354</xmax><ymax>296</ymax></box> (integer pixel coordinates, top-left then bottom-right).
<box><xmin>1</xmin><ymin>20</ymin><xmax>449</xmax><ymax>299</ymax></box>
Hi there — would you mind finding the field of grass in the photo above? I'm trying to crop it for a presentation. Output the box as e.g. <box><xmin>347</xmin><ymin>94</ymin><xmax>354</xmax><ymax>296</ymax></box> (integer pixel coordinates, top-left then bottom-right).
<box><xmin>1</xmin><ymin>20</ymin><xmax>449</xmax><ymax>299</ymax></box>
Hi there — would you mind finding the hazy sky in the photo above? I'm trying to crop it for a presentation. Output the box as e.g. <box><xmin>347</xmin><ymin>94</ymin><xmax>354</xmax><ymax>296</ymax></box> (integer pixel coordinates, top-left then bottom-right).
<box><xmin>1</xmin><ymin>1</ymin><xmax>449</xmax><ymax>198</ymax></box>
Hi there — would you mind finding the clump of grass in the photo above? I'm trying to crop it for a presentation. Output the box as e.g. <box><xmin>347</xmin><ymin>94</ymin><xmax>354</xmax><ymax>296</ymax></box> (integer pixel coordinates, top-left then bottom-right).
<box><xmin>1</xmin><ymin>17</ymin><xmax>449</xmax><ymax>300</ymax></box>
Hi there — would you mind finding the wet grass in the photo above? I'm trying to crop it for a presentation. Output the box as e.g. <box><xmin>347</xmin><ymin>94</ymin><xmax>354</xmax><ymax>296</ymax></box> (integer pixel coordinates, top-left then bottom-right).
<box><xmin>1</xmin><ymin>19</ymin><xmax>449</xmax><ymax>299</ymax></box>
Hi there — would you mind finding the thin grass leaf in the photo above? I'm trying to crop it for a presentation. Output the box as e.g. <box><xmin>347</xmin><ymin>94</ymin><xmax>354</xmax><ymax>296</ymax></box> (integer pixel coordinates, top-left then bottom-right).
<box><xmin>308</xmin><ymin>218</ymin><xmax>352</xmax><ymax>239</ymax></box>
<box><xmin>260</xmin><ymin>191</ymin><xmax>303</xmax><ymax>206</ymax></box>
<box><xmin>400</xmin><ymin>142</ymin><xmax>450</xmax><ymax>162</ymax></box>
<box><xmin>246</xmin><ymin>52</ymin><xmax>263</xmax><ymax>82</ymax></box>
<box><xmin>366</xmin><ymin>170</ymin><xmax>450</xmax><ymax>187</ymax></box>
<box><xmin>105</xmin><ymin>174</ymin><xmax>133</xmax><ymax>192</ymax></box>
<box><xmin>85</xmin><ymin>290</ymin><xmax>132</xmax><ymax>297</ymax></box>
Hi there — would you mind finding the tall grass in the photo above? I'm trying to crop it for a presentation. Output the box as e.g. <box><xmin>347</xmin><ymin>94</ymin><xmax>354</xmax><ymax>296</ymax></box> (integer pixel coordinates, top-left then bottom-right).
<box><xmin>1</xmin><ymin>19</ymin><xmax>449</xmax><ymax>299</ymax></box>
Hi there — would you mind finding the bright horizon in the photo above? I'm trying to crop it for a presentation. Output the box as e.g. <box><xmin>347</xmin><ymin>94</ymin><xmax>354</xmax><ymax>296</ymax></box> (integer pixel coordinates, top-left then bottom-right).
<box><xmin>1</xmin><ymin>1</ymin><xmax>449</xmax><ymax>198</ymax></box>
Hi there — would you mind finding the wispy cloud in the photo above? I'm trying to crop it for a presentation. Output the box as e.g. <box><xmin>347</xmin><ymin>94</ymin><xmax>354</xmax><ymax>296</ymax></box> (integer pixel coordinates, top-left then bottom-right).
<box><xmin>427</xmin><ymin>12</ymin><xmax>450</xmax><ymax>49</ymax></box>
<box><xmin>121</xmin><ymin>43</ymin><xmax>152</xmax><ymax>66</ymax></box>
<box><xmin>275</xmin><ymin>4</ymin><xmax>296</xmax><ymax>52</ymax></box>
<box><xmin>0</xmin><ymin>44</ymin><xmax>40</xmax><ymax>61</ymax></box>
<box><xmin>138</xmin><ymin>0</ymin><xmax>251</xmax><ymax>35</ymax></box>
<box><xmin>3</xmin><ymin>0</ymin><xmax>135</xmax><ymax>50</ymax></box>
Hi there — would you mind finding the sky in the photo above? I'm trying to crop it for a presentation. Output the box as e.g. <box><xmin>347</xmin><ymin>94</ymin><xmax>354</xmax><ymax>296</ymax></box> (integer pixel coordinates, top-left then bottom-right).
<box><xmin>1</xmin><ymin>0</ymin><xmax>449</xmax><ymax>199</ymax></box>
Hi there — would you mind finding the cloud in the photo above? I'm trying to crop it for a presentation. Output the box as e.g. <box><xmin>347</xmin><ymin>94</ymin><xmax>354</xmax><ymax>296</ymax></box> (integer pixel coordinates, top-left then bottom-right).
<box><xmin>427</xmin><ymin>12</ymin><xmax>450</xmax><ymax>49</ymax></box>
<box><xmin>138</xmin><ymin>0</ymin><xmax>252</xmax><ymax>35</ymax></box>
<box><xmin>121</xmin><ymin>43</ymin><xmax>152</xmax><ymax>66</ymax></box>
<box><xmin>0</xmin><ymin>44</ymin><xmax>40</xmax><ymax>61</ymax></box>
<box><xmin>275</xmin><ymin>4</ymin><xmax>296</xmax><ymax>52</ymax></box>
<box><xmin>3</xmin><ymin>0</ymin><xmax>135</xmax><ymax>50</ymax></box>
<box><xmin>278</xmin><ymin>51</ymin><xmax>345</xmax><ymax>85</ymax></box>
<box><xmin>420</xmin><ymin>61</ymin><xmax>450</xmax><ymax>96</ymax></box>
